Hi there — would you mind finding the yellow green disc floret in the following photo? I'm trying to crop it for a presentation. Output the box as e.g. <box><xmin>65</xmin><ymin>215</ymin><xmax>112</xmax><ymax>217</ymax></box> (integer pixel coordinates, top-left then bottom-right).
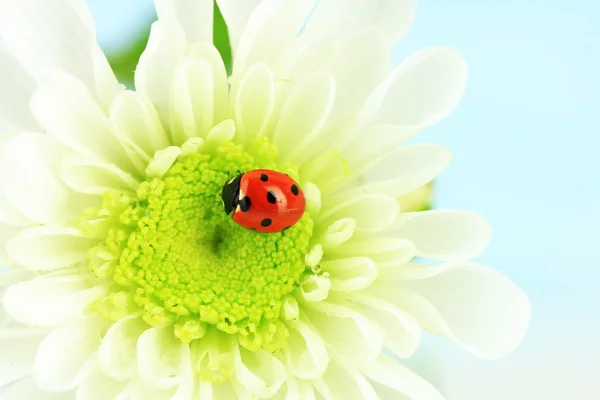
<box><xmin>78</xmin><ymin>140</ymin><xmax>314</xmax><ymax>353</ymax></box>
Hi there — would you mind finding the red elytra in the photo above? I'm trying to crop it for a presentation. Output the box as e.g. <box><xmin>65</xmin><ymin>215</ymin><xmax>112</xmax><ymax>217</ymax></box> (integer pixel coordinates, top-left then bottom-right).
<box><xmin>221</xmin><ymin>169</ymin><xmax>306</xmax><ymax>233</ymax></box>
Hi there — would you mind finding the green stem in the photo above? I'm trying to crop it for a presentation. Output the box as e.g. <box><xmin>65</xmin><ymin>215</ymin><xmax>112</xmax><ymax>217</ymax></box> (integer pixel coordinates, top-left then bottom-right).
<box><xmin>213</xmin><ymin>0</ymin><xmax>233</xmax><ymax>74</ymax></box>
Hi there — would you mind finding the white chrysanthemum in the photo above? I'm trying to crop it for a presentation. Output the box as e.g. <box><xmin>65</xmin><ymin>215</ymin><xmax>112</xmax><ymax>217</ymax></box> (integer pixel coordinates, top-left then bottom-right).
<box><xmin>0</xmin><ymin>0</ymin><xmax>530</xmax><ymax>399</ymax></box>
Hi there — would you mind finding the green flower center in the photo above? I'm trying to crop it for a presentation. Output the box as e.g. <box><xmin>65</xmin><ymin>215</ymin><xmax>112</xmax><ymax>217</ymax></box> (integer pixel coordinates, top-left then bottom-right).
<box><xmin>78</xmin><ymin>139</ymin><xmax>314</xmax><ymax>354</ymax></box>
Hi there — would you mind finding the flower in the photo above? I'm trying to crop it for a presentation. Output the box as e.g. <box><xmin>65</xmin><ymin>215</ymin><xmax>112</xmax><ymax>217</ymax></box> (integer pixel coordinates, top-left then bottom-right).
<box><xmin>0</xmin><ymin>0</ymin><xmax>530</xmax><ymax>398</ymax></box>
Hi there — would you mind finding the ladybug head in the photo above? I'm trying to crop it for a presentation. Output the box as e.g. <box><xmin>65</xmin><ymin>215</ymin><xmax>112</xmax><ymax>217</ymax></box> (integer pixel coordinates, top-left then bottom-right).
<box><xmin>221</xmin><ymin>173</ymin><xmax>243</xmax><ymax>215</ymax></box>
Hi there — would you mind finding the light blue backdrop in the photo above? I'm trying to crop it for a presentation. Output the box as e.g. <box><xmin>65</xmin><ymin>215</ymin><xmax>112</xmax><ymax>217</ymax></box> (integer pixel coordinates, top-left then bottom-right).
<box><xmin>88</xmin><ymin>0</ymin><xmax>600</xmax><ymax>398</ymax></box>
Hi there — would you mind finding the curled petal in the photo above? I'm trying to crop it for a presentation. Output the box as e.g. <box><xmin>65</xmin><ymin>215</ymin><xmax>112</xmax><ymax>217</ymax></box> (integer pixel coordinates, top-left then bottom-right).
<box><xmin>284</xmin><ymin>318</ymin><xmax>330</xmax><ymax>379</ymax></box>
<box><xmin>137</xmin><ymin>325</ymin><xmax>185</xmax><ymax>389</ymax></box>
<box><xmin>98</xmin><ymin>316</ymin><xmax>147</xmax><ymax>380</ymax></box>
<box><xmin>322</xmin><ymin>257</ymin><xmax>378</xmax><ymax>292</ymax></box>
<box><xmin>304</xmin><ymin>301</ymin><xmax>383</xmax><ymax>367</ymax></box>
<box><xmin>233</xmin><ymin>344</ymin><xmax>286</xmax><ymax>398</ymax></box>
<box><xmin>316</xmin><ymin>359</ymin><xmax>378</xmax><ymax>400</ymax></box>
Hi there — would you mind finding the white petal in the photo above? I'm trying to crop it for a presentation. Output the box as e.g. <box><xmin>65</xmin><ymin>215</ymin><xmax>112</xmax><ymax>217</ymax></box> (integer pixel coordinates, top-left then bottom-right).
<box><xmin>189</xmin><ymin>42</ymin><xmax>229</xmax><ymax>123</ymax></box>
<box><xmin>233</xmin><ymin>63</ymin><xmax>275</xmax><ymax>147</ymax></box>
<box><xmin>6</xmin><ymin>226</ymin><xmax>99</xmax><ymax>271</ymax></box>
<box><xmin>170</xmin><ymin>345</ymin><xmax>195</xmax><ymax>400</ymax></box>
<box><xmin>215</xmin><ymin>0</ymin><xmax>261</xmax><ymax>53</ymax></box>
<box><xmin>299</xmin><ymin>149</ymin><xmax>350</xmax><ymax>189</ymax></box>
<box><xmin>135</xmin><ymin>21</ymin><xmax>186</xmax><ymax>125</ymax></box>
<box><xmin>390</xmin><ymin>210</ymin><xmax>492</xmax><ymax>261</ymax></box>
<box><xmin>360</xmin><ymin>354</ymin><xmax>444</xmax><ymax>400</ymax></box>
<box><xmin>284</xmin><ymin>35</ymin><xmax>334</xmax><ymax>82</ymax></box>
<box><xmin>272</xmin><ymin>73</ymin><xmax>336</xmax><ymax>164</ymax></box>
<box><xmin>1</xmin><ymin>377</ymin><xmax>74</xmax><ymax>400</ymax></box>
<box><xmin>211</xmin><ymin>381</ymin><xmax>237</xmax><ymax>400</ymax></box>
<box><xmin>326</xmin><ymin>237</ymin><xmax>415</xmax><ymax>269</ymax></box>
<box><xmin>383</xmin><ymin>262</ymin><xmax>531</xmax><ymax>359</ymax></box>
<box><xmin>318</xmin><ymin>359</ymin><xmax>378</xmax><ymax>400</ymax></box>
<box><xmin>233</xmin><ymin>344</ymin><xmax>286</xmax><ymax>398</ymax></box>
<box><xmin>318</xmin><ymin>218</ymin><xmax>356</xmax><ymax>249</ymax></box>
<box><xmin>304</xmin><ymin>301</ymin><xmax>383</xmax><ymax>366</ymax></box>
<box><xmin>0</xmin><ymin>0</ymin><xmax>120</xmax><ymax>107</ymax></box>
<box><xmin>231</xmin><ymin>0</ymin><xmax>314</xmax><ymax>78</ymax></box>
<box><xmin>348</xmin><ymin>292</ymin><xmax>421</xmax><ymax>358</ymax></box>
<box><xmin>356</xmin><ymin>47</ymin><xmax>467</xmax><ymax>130</ymax></box>
<box><xmin>276</xmin><ymin>375</ymin><xmax>315</xmax><ymax>400</ymax></box>
<box><xmin>305</xmin><ymin>245</ymin><xmax>323</xmax><ymax>268</ymax></box>
<box><xmin>76</xmin><ymin>372</ymin><xmax>127</xmax><ymax>400</ymax></box>
<box><xmin>284</xmin><ymin>318</ymin><xmax>330</xmax><ymax>379</ymax></box>
<box><xmin>170</xmin><ymin>57</ymin><xmax>216</xmax><ymax>144</ymax></box>
<box><xmin>0</xmin><ymin>268</ymin><xmax>35</xmax><ymax>289</ymax></box>
<box><xmin>0</xmin><ymin>222</ymin><xmax>21</xmax><ymax>248</ymax></box>
<box><xmin>0</xmin><ymin>334</ymin><xmax>44</xmax><ymax>387</ymax></box>
<box><xmin>322</xmin><ymin>257</ymin><xmax>378</xmax><ymax>292</ymax></box>
<box><xmin>109</xmin><ymin>90</ymin><xmax>171</xmax><ymax>172</ymax></box>
<box><xmin>305</xmin><ymin>0</ymin><xmax>415</xmax><ymax>45</ymax></box>
<box><xmin>155</xmin><ymin>0</ymin><xmax>213</xmax><ymax>43</ymax></box>
<box><xmin>342</xmin><ymin>124</ymin><xmax>419</xmax><ymax>167</ymax></box>
<box><xmin>0</xmin><ymin>133</ymin><xmax>93</xmax><ymax>224</ymax></box>
<box><xmin>197</xmin><ymin>380</ymin><xmax>214</xmax><ymax>399</ymax></box>
<box><xmin>137</xmin><ymin>326</ymin><xmax>184</xmax><ymax>389</ymax></box>
<box><xmin>34</xmin><ymin>316</ymin><xmax>108</xmax><ymax>392</ymax></box>
<box><xmin>326</xmin><ymin>27</ymin><xmax>389</xmax><ymax>128</ymax></box>
<box><xmin>0</xmin><ymin>188</ymin><xmax>31</xmax><ymax>227</ymax></box>
<box><xmin>145</xmin><ymin>146</ymin><xmax>182</xmax><ymax>178</ymax></box>
<box><xmin>303</xmin><ymin>182</ymin><xmax>322</xmax><ymax>217</ymax></box>
<box><xmin>61</xmin><ymin>155</ymin><xmax>140</xmax><ymax>195</ymax></box>
<box><xmin>3</xmin><ymin>274</ymin><xmax>107</xmax><ymax>326</ymax></box>
<box><xmin>378</xmin><ymin>262</ymin><xmax>452</xmax><ymax>282</ymax></box>
<box><xmin>300</xmin><ymin>275</ymin><xmax>331</xmax><ymax>303</ymax></box>
<box><xmin>319</xmin><ymin>194</ymin><xmax>399</xmax><ymax>233</ymax></box>
<box><xmin>98</xmin><ymin>316</ymin><xmax>147</xmax><ymax>380</ymax></box>
<box><xmin>116</xmin><ymin>378</ymin><xmax>176</xmax><ymax>400</ymax></box>
<box><xmin>202</xmin><ymin>119</ymin><xmax>236</xmax><ymax>155</ymax></box>
<box><xmin>359</xmin><ymin>144</ymin><xmax>452</xmax><ymax>199</ymax></box>
<box><xmin>0</xmin><ymin>45</ymin><xmax>39</xmax><ymax>132</ymax></box>
<box><xmin>30</xmin><ymin>72</ymin><xmax>134</xmax><ymax>172</ymax></box>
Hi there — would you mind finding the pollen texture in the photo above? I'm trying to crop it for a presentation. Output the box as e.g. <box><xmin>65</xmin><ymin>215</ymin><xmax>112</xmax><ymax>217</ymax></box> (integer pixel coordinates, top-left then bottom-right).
<box><xmin>78</xmin><ymin>140</ymin><xmax>314</xmax><ymax>357</ymax></box>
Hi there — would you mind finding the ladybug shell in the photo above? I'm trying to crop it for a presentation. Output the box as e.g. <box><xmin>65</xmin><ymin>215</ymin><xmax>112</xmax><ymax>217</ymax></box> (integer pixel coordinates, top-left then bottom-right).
<box><xmin>232</xmin><ymin>169</ymin><xmax>306</xmax><ymax>233</ymax></box>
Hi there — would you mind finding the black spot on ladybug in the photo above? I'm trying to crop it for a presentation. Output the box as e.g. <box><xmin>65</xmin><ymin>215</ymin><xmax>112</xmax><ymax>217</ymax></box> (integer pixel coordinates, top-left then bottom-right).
<box><xmin>239</xmin><ymin>196</ymin><xmax>251</xmax><ymax>212</ymax></box>
<box><xmin>267</xmin><ymin>191</ymin><xmax>277</xmax><ymax>204</ymax></box>
<box><xmin>291</xmin><ymin>184</ymin><xmax>299</xmax><ymax>196</ymax></box>
<box><xmin>260</xmin><ymin>173</ymin><xmax>268</xmax><ymax>182</ymax></box>
<box><xmin>261</xmin><ymin>218</ymin><xmax>272</xmax><ymax>227</ymax></box>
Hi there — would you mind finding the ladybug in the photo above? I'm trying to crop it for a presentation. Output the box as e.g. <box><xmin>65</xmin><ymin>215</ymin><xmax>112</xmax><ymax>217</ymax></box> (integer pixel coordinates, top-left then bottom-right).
<box><xmin>221</xmin><ymin>169</ymin><xmax>306</xmax><ymax>233</ymax></box>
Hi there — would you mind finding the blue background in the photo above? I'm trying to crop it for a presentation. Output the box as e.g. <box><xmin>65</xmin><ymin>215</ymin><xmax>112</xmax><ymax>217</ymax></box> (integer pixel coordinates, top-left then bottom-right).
<box><xmin>88</xmin><ymin>1</ymin><xmax>600</xmax><ymax>398</ymax></box>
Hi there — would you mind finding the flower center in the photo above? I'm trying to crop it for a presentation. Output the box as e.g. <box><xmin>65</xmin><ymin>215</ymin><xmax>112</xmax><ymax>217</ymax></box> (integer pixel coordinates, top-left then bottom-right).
<box><xmin>79</xmin><ymin>139</ymin><xmax>314</xmax><ymax>355</ymax></box>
